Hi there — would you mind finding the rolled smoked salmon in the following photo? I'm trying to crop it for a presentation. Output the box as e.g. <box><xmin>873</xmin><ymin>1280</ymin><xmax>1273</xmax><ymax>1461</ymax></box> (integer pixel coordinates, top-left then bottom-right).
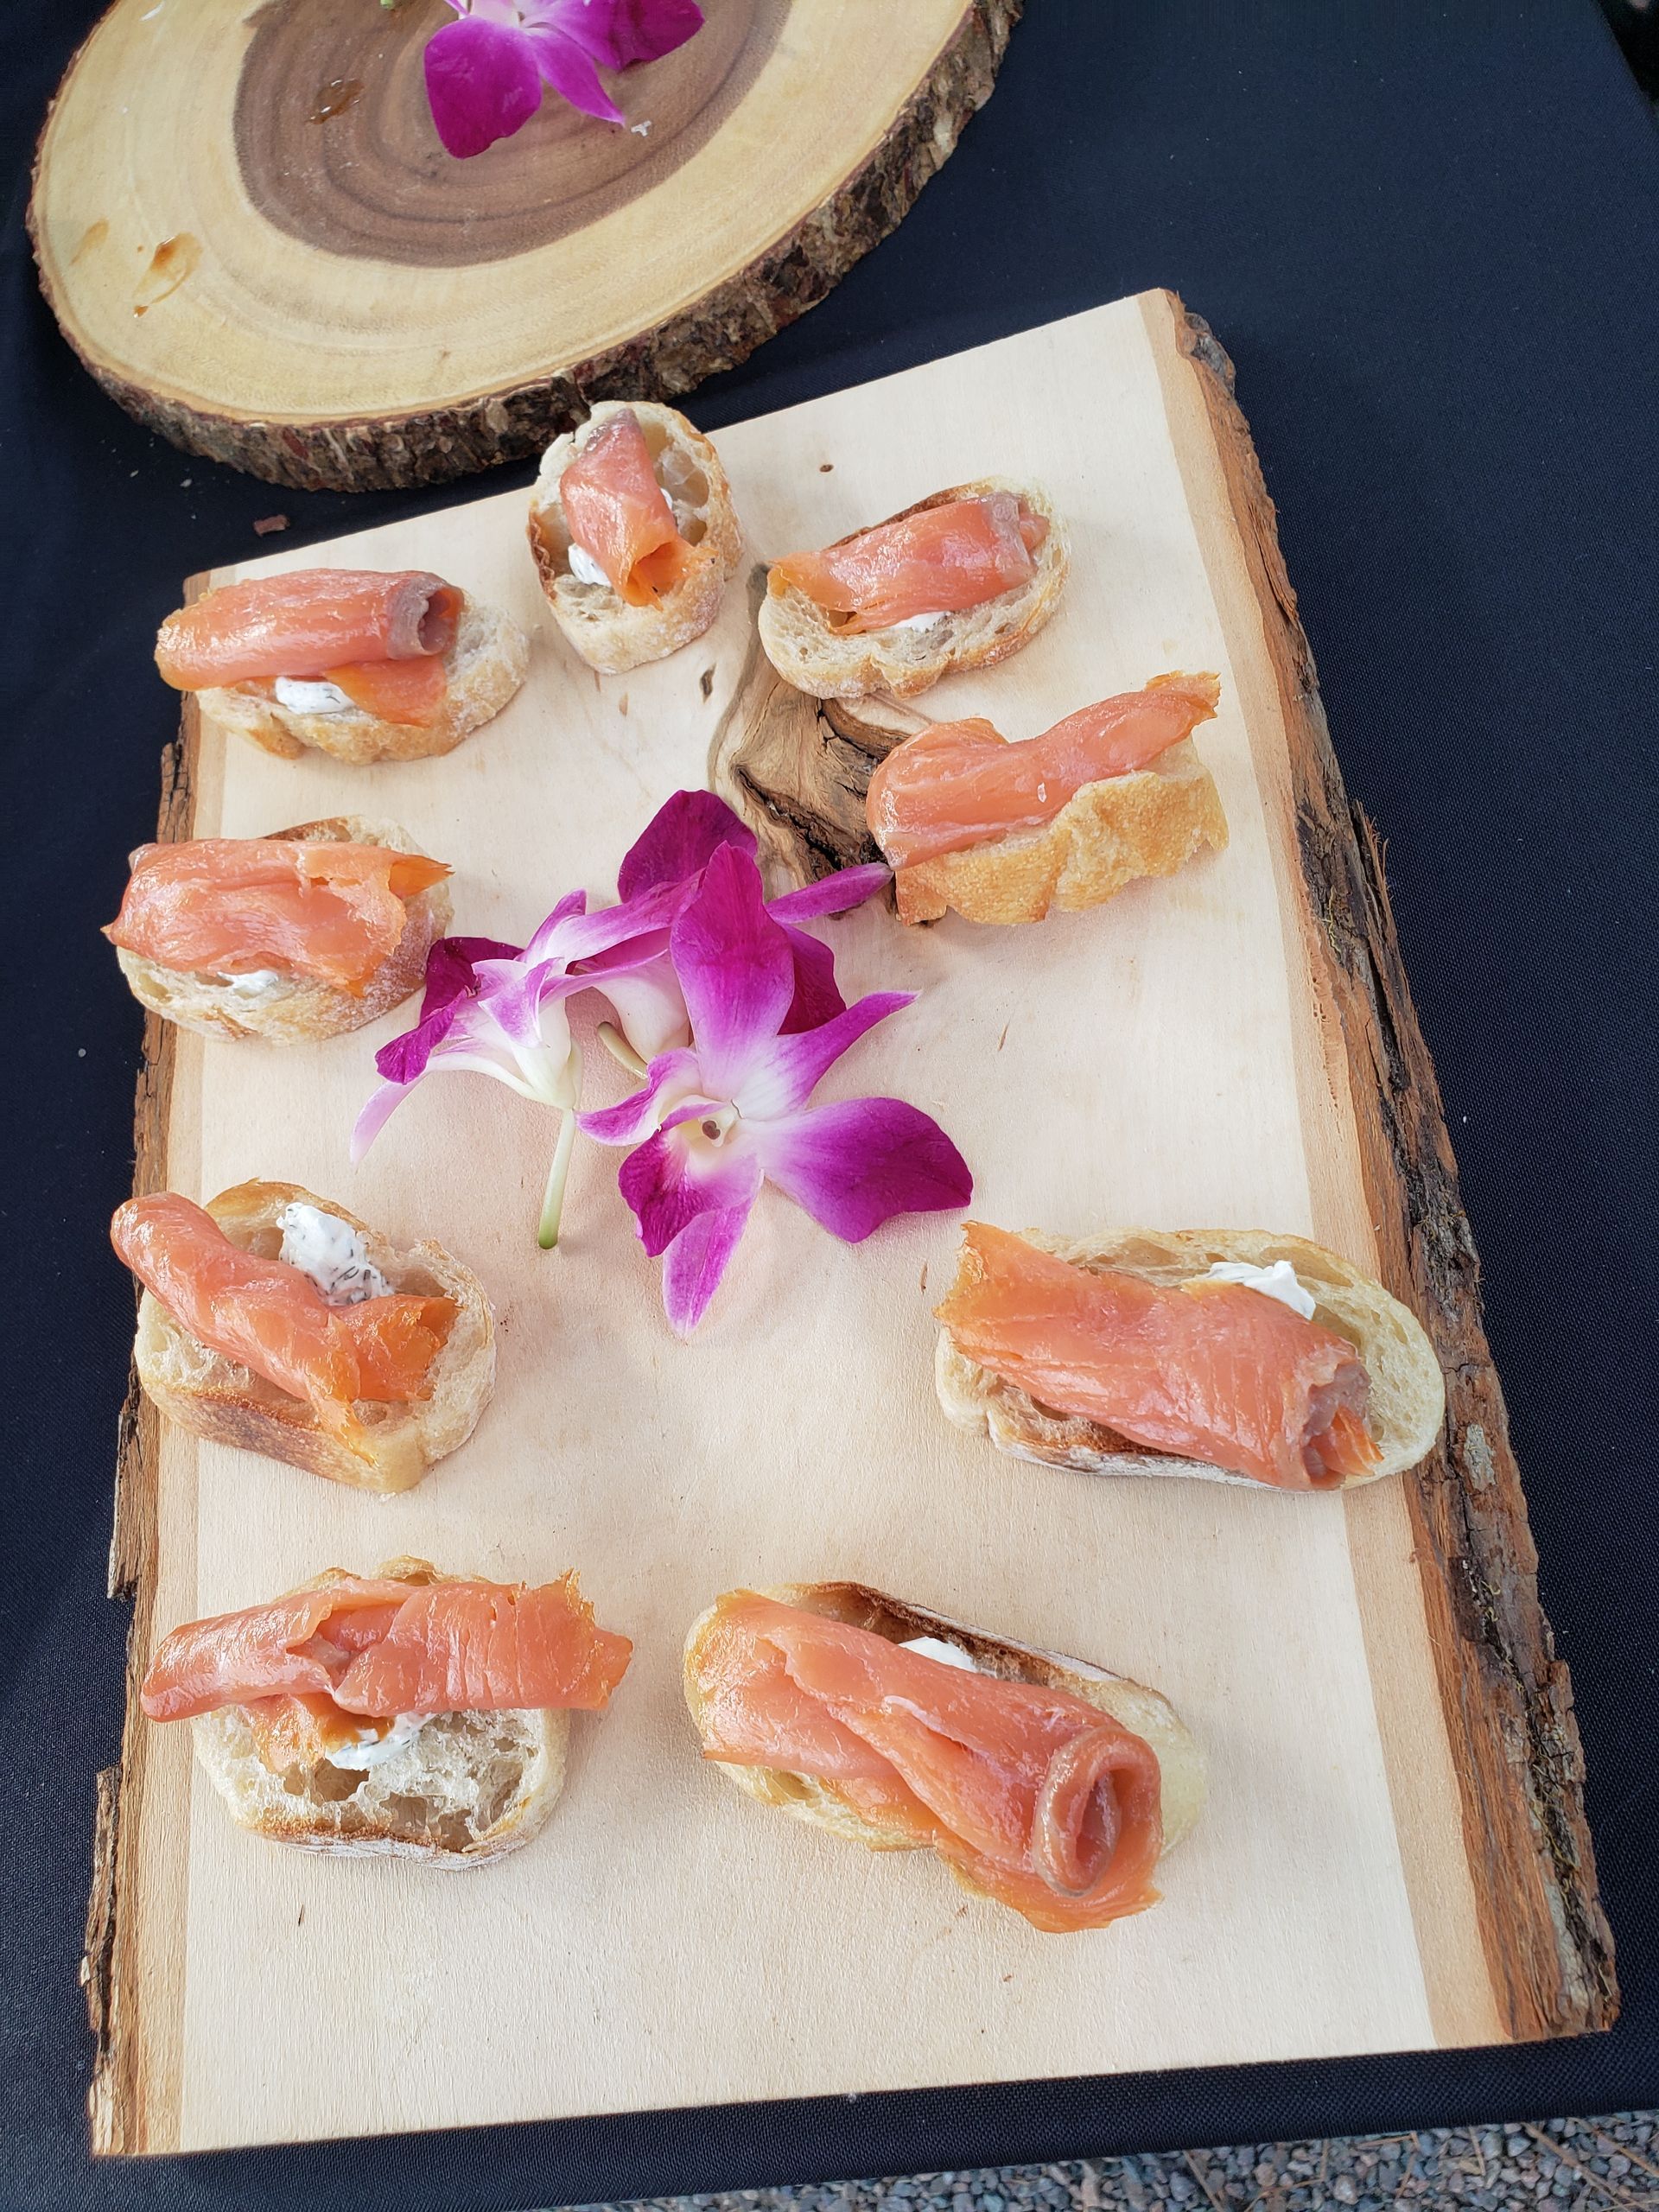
<box><xmin>142</xmin><ymin>1570</ymin><xmax>633</xmax><ymax>1777</ymax></box>
<box><xmin>105</xmin><ymin>838</ymin><xmax>450</xmax><ymax>995</ymax></box>
<box><xmin>868</xmin><ymin>673</ymin><xmax>1221</xmax><ymax>869</ymax></box>
<box><xmin>557</xmin><ymin>409</ymin><xmax>706</xmax><ymax>607</ymax></box>
<box><xmin>771</xmin><ymin>493</ymin><xmax>1048</xmax><ymax>634</ymax></box>
<box><xmin>936</xmin><ymin>1223</ymin><xmax>1380</xmax><ymax>1490</ymax></box>
<box><xmin>111</xmin><ymin>1193</ymin><xmax>456</xmax><ymax>1451</ymax></box>
<box><xmin>690</xmin><ymin>1592</ymin><xmax>1164</xmax><ymax>1932</ymax></box>
<box><xmin>155</xmin><ymin>569</ymin><xmax>463</xmax><ymax>727</ymax></box>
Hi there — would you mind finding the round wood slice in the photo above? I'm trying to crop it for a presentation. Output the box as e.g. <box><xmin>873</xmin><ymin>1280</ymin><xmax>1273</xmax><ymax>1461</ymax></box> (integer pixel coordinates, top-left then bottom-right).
<box><xmin>29</xmin><ymin>0</ymin><xmax>1020</xmax><ymax>493</ymax></box>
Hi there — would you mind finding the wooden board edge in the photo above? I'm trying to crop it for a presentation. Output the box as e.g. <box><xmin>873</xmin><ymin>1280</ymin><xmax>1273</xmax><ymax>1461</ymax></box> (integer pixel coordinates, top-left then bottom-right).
<box><xmin>1161</xmin><ymin>294</ymin><xmax>1617</xmax><ymax>2039</ymax></box>
<box><xmin>29</xmin><ymin>0</ymin><xmax>1021</xmax><ymax>493</ymax></box>
<box><xmin>84</xmin><ymin>683</ymin><xmax>200</xmax><ymax>2155</ymax></box>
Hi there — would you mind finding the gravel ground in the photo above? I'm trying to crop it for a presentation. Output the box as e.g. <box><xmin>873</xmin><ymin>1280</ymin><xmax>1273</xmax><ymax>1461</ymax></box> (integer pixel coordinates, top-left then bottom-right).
<box><xmin>569</xmin><ymin>2111</ymin><xmax>1659</xmax><ymax>2212</ymax></box>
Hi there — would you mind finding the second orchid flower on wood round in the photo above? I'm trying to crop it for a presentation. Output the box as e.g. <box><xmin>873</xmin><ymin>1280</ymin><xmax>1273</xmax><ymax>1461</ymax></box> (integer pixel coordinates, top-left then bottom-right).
<box><xmin>422</xmin><ymin>0</ymin><xmax>705</xmax><ymax>159</ymax></box>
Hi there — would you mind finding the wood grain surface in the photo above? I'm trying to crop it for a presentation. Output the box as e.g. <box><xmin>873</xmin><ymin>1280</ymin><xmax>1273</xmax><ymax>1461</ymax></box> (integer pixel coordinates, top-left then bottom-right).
<box><xmin>30</xmin><ymin>0</ymin><xmax>1020</xmax><ymax>490</ymax></box>
<box><xmin>85</xmin><ymin>293</ymin><xmax>1611</xmax><ymax>2157</ymax></box>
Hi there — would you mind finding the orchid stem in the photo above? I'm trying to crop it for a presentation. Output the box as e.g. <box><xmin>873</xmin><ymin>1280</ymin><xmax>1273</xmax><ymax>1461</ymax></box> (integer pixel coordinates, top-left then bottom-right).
<box><xmin>537</xmin><ymin>1107</ymin><xmax>577</xmax><ymax>1251</ymax></box>
<box><xmin>596</xmin><ymin>1022</ymin><xmax>648</xmax><ymax>1078</ymax></box>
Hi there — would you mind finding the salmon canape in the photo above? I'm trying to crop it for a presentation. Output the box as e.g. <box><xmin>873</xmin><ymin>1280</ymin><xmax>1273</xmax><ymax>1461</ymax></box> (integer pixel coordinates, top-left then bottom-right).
<box><xmin>529</xmin><ymin>400</ymin><xmax>742</xmax><ymax>674</ymax></box>
<box><xmin>759</xmin><ymin>477</ymin><xmax>1069</xmax><ymax>701</ymax></box>
<box><xmin>142</xmin><ymin>1558</ymin><xmax>632</xmax><ymax>1865</ymax></box>
<box><xmin>866</xmin><ymin>674</ymin><xmax>1229</xmax><ymax>925</ymax></box>
<box><xmin>111</xmin><ymin>1181</ymin><xmax>496</xmax><ymax>1492</ymax></box>
<box><xmin>685</xmin><ymin>1584</ymin><xmax>1204</xmax><ymax>1932</ymax></box>
<box><xmin>103</xmin><ymin>817</ymin><xmax>451</xmax><ymax>1042</ymax></box>
<box><xmin>155</xmin><ymin>567</ymin><xmax>528</xmax><ymax>765</ymax></box>
<box><xmin>935</xmin><ymin>1224</ymin><xmax>1446</xmax><ymax>1491</ymax></box>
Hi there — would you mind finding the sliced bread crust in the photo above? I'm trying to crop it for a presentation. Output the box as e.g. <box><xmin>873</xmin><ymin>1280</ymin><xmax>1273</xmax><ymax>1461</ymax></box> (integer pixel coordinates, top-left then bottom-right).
<box><xmin>529</xmin><ymin>401</ymin><xmax>743</xmax><ymax>674</ymax></box>
<box><xmin>757</xmin><ymin>478</ymin><xmax>1071</xmax><ymax>702</ymax></box>
<box><xmin>133</xmin><ymin>1180</ymin><xmax>496</xmax><ymax>1493</ymax></box>
<box><xmin>936</xmin><ymin>1227</ymin><xmax>1446</xmax><ymax>1488</ymax></box>
<box><xmin>683</xmin><ymin>1580</ymin><xmax>1204</xmax><ymax>1913</ymax></box>
<box><xmin>191</xmin><ymin>1560</ymin><xmax>565</xmax><ymax>1866</ymax></box>
<box><xmin>199</xmin><ymin>593</ymin><xmax>529</xmax><ymax>765</ymax></box>
<box><xmin>112</xmin><ymin>815</ymin><xmax>452</xmax><ymax>1045</ymax></box>
<box><xmin>893</xmin><ymin>737</ymin><xmax>1228</xmax><ymax>925</ymax></box>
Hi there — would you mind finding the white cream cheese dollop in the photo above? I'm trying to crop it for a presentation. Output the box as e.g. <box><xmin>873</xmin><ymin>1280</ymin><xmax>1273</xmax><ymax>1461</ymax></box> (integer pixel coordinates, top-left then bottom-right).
<box><xmin>1204</xmin><ymin>1258</ymin><xmax>1318</xmax><ymax>1320</ymax></box>
<box><xmin>565</xmin><ymin>540</ymin><xmax>610</xmax><ymax>588</ymax></box>
<box><xmin>217</xmin><ymin>968</ymin><xmax>283</xmax><ymax>998</ymax></box>
<box><xmin>276</xmin><ymin>1202</ymin><xmax>391</xmax><ymax>1305</ymax></box>
<box><xmin>324</xmin><ymin>1713</ymin><xmax>428</xmax><ymax>1771</ymax></box>
<box><xmin>887</xmin><ymin>609</ymin><xmax>946</xmax><ymax>632</ymax></box>
<box><xmin>899</xmin><ymin>1635</ymin><xmax>978</xmax><ymax>1671</ymax></box>
<box><xmin>272</xmin><ymin>676</ymin><xmax>355</xmax><ymax>716</ymax></box>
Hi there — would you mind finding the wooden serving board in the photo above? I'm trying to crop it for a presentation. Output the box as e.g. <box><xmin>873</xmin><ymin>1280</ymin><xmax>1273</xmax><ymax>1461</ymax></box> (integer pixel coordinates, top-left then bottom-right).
<box><xmin>85</xmin><ymin>290</ymin><xmax>1614</xmax><ymax>2157</ymax></box>
<box><xmin>30</xmin><ymin>0</ymin><xmax>1017</xmax><ymax>492</ymax></box>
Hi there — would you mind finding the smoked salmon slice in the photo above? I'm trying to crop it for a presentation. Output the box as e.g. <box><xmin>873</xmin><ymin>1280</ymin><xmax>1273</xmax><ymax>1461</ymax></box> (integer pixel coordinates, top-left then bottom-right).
<box><xmin>104</xmin><ymin>838</ymin><xmax>450</xmax><ymax>995</ymax></box>
<box><xmin>141</xmin><ymin>1571</ymin><xmax>633</xmax><ymax>1732</ymax></box>
<box><xmin>867</xmin><ymin>673</ymin><xmax>1222</xmax><ymax>868</ymax></box>
<box><xmin>558</xmin><ymin>409</ymin><xmax>707</xmax><ymax>607</ymax></box>
<box><xmin>770</xmin><ymin>493</ymin><xmax>1047</xmax><ymax>634</ymax></box>
<box><xmin>937</xmin><ymin>1223</ymin><xmax>1381</xmax><ymax>1491</ymax></box>
<box><xmin>155</xmin><ymin>569</ymin><xmax>462</xmax><ymax>724</ymax></box>
<box><xmin>111</xmin><ymin>1193</ymin><xmax>457</xmax><ymax>1450</ymax></box>
<box><xmin>692</xmin><ymin>1593</ymin><xmax>1164</xmax><ymax>1932</ymax></box>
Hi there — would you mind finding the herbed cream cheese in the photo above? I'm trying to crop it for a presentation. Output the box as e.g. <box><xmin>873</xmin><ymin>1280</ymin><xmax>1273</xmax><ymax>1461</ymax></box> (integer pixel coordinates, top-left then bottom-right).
<box><xmin>1204</xmin><ymin>1258</ymin><xmax>1317</xmax><ymax>1320</ymax></box>
<box><xmin>898</xmin><ymin>1635</ymin><xmax>978</xmax><ymax>1671</ymax></box>
<box><xmin>272</xmin><ymin>676</ymin><xmax>356</xmax><ymax>716</ymax></box>
<box><xmin>565</xmin><ymin>541</ymin><xmax>610</xmax><ymax>588</ymax></box>
<box><xmin>324</xmin><ymin>1713</ymin><xmax>428</xmax><ymax>1771</ymax></box>
<box><xmin>276</xmin><ymin>1202</ymin><xmax>391</xmax><ymax>1305</ymax></box>
<box><xmin>216</xmin><ymin>968</ymin><xmax>283</xmax><ymax>998</ymax></box>
<box><xmin>887</xmin><ymin>609</ymin><xmax>947</xmax><ymax>632</ymax></box>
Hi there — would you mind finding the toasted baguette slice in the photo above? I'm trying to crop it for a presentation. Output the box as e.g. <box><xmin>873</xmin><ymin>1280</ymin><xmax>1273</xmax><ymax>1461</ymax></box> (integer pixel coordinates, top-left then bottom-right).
<box><xmin>758</xmin><ymin>479</ymin><xmax>1071</xmax><ymax>702</ymax></box>
<box><xmin>133</xmin><ymin>1180</ymin><xmax>495</xmax><ymax>1493</ymax></box>
<box><xmin>199</xmin><ymin>593</ymin><xmax>529</xmax><ymax>765</ymax></box>
<box><xmin>938</xmin><ymin>1228</ymin><xmax>1445</xmax><ymax>1488</ymax></box>
<box><xmin>111</xmin><ymin>816</ymin><xmax>451</xmax><ymax>1045</ymax></box>
<box><xmin>193</xmin><ymin>1560</ymin><xmax>565</xmax><ymax>1866</ymax></box>
<box><xmin>684</xmin><ymin>1581</ymin><xmax>1204</xmax><ymax>1913</ymax></box>
<box><xmin>893</xmin><ymin>737</ymin><xmax>1228</xmax><ymax>925</ymax></box>
<box><xmin>528</xmin><ymin>401</ymin><xmax>743</xmax><ymax>674</ymax></box>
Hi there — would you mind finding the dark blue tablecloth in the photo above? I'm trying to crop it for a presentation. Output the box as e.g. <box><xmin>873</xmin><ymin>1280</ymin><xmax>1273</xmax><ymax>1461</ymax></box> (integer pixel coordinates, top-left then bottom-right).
<box><xmin>3</xmin><ymin>3</ymin><xmax>1656</xmax><ymax>2206</ymax></box>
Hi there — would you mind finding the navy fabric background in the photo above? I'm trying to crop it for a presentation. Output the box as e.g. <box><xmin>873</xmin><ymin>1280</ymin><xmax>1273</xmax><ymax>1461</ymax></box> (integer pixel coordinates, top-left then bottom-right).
<box><xmin>3</xmin><ymin>3</ymin><xmax>1656</xmax><ymax>2207</ymax></box>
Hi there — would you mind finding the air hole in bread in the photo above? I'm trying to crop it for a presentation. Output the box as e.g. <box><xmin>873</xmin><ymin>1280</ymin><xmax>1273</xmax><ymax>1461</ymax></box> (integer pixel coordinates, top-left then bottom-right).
<box><xmin>310</xmin><ymin>1760</ymin><xmax>365</xmax><ymax>1802</ymax></box>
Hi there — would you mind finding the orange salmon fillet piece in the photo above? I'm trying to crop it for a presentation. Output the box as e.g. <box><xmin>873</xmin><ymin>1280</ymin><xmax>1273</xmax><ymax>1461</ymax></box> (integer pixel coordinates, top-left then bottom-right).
<box><xmin>867</xmin><ymin>673</ymin><xmax>1221</xmax><ymax>868</ymax></box>
<box><xmin>937</xmin><ymin>1223</ymin><xmax>1380</xmax><ymax>1490</ymax></box>
<box><xmin>155</xmin><ymin>569</ymin><xmax>461</xmax><ymax>691</ymax></box>
<box><xmin>142</xmin><ymin>1572</ymin><xmax>633</xmax><ymax>1725</ymax></box>
<box><xmin>110</xmin><ymin>1193</ymin><xmax>456</xmax><ymax>1449</ymax></box>
<box><xmin>559</xmin><ymin>410</ymin><xmax>706</xmax><ymax>607</ymax></box>
<box><xmin>691</xmin><ymin>1593</ymin><xmax>1163</xmax><ymax>1933</ymax></box>
<box><xmin>104</xmin><ymin>838</ymin><xmax>449</xmax><ymax>995</ymax></box>
<box><xmin>770</xmin><ymin>493</ymin><xmax>1046</xmax><ymax>634</ymax></box>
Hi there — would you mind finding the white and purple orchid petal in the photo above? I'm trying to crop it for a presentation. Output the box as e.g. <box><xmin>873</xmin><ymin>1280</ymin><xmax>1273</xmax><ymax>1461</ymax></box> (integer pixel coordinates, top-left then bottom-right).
<box><xmin>577</xmin><ymin>1047</ymin><xmax>708</xmax><ymax>1145</ymax></box>
<box><xmin>768</xmin><ymin>862</ymin><xmax>891</xmax><ymax>923</ymax></box>
<box><xmin>522</xmin><ymin>887</ymin><xmax>591</xmax><ymax>963</ymax></box>
<box><xmin>372</xmin><ymin>933</ymin><xmax>522</xmax><ymax>1084</ymax></box>
<box><xmin>521</xmin><ymin>21</ymin><xmax>627</xmax><ymax>123</ymax></box>
<box><xmin>618</xmin><ymin>1122</ymin><xmax>762</xmax><ymax>1260</ymax></box>
<box><xmin>469</xmin><ymin>956</ymin><xmax>586</xmax><ymax>1056</ymax></box>
<box><xmin>592</xmin><ymin>951</ymin><xmax>691</xmax><ymax>1061</ymax></box>
<box><xmin>616</xmin><ymin>789</ymin><xmax>755</xmax><ymax>899</ymax></box>
<box><xmin>671</xmin><ymin>843</ymin><xmax>795</xmax><ymax>1096</ymax></box>
<box><xmin>556</xmin><ymin>875</ymin><xmax>694</xmax><ymax>964</ymax></box>
<box><xmin>660</xmin><ymin>1196</ymin><xmax>753</xmax><ymax>1338</ymax></box>
<box><xmin>747</xmin><ymin>1096</ymin><xmax>973</xmax><ymax>1243</ymax></box>
<box><xmin>424</xmin><ymin>14</ymin><xmax>546</xmax><ymax>156</ymax></box>
<box><xmin>350</xmin><ymin>1079</ymin><xmax>413</xmax><ymax>1162</ymax></box>
<box><xmin>545</xmin><ymin>0</ymin><xmax>705</xmax><ymax>71</ymax></box>
<box><xmin>734</xmin><ymin>991</ymin><xmax>916</xmax><ymax>1121</ymax></box>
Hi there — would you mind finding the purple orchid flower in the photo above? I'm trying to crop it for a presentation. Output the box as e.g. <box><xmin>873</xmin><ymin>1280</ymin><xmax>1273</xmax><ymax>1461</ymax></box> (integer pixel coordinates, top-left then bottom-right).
<box><xmin>350</xmin><ymin>884</ymin><xmax>683</xmax><ymax>1247</ymax></box>
<box><xmin>424</xmin><ymin>0</ymin><xmax>704</xmax><ymax>160</ymax></box>
<box><xmin>579</xmin><ymin>843</ymin><xmax>972</xmax><ymax>1336</ymax></box>
<box><xmin>594</xmin><ymin>789</ymin><xmax>890</xmax><ymax>1070</ymax></box>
